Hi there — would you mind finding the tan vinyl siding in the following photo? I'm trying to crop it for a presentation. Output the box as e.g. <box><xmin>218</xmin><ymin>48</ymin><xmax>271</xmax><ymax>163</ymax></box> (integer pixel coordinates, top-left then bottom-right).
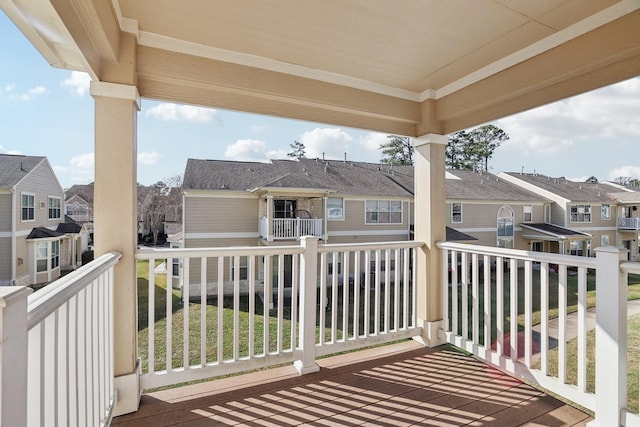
<box><xmin>14</xmin><ymin>161</ymin><xmax>64</xmax><ymax>233</ymax></box>
<box><xmin>14</xmin><ymin>236</ymin><xmax>28</xmax><ymax>284</ymax></box>
<box><xmin>328</xmin><ymin>234</ymin><xmax>408</xmax><ymax>245</ymax></box>
<box><xmin>550</xmin><ymin>204</ymin><xmax>566</xmax><ymax>226</ymax></box>
<box><xmin>328</xmin><ymin>199</ymin><xmax>409</xmax><ymax>232</ymax></box>
<box><xmin>184</xmin><ymin>196</ymin><xmax>258</xmax><ymax>234</ymax></box>
<box><xmin>0</xmin><ymin>194</ymin><xmax>12</xmax><ymax>231</ymax></box>
<box><xmin>0</xmin><ymin>237</ymin><xmax>10</xmax><ymax>283</ymax></box>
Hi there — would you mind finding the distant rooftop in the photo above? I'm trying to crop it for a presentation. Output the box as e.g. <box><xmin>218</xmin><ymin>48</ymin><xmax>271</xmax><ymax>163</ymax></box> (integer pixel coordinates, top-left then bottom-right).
<box><xmin>0</xmin><ymin>154</ymin><xmax>46</xmax><ymax>188</ymax></box>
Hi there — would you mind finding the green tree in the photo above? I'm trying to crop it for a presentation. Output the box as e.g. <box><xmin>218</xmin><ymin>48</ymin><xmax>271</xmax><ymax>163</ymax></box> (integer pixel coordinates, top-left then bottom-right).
<box><xmin>380</xmin><ymin>135</ymin><xmax>413</xmax><ymax>165</ymax></box>
<box><xmin>287</xmin><ymin>141</ymin><xmax>306</xmax><ymax>159</ymax></box>
<box><xmin>446</xmin><ymin>124</ymin><xmax>508</xmax><ymax>171</ymax></box>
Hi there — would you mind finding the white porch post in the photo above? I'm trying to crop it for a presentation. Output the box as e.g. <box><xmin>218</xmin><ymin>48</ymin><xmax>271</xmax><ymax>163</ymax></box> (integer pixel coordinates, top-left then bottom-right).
<box><xmin>294</xmin><ymin>236</ymin><xmax>320</xmax><ymax>374</ymax></box>
<box><xmin>0</xmin><ymin>286</ymin><xmax>31</xmax><ymax>427</ymax></box>
<box><xmin>413</xmin><ymin>134</ymin><xmax>447</xmax><ymax>347</ymax></box>
<box><xmin>267</xmin><ymin>195</ymin><xmax>274</xmax><ymax>242</ymax></box>
<box><xmin>91</xmin><ymin>81</ymin><xmax>141</xmax><ymax>416</ymax></box>
<box><xmin>589</xmin><ymin>246</ymin><xmax>628</xmax><ymax>427</ymax></box>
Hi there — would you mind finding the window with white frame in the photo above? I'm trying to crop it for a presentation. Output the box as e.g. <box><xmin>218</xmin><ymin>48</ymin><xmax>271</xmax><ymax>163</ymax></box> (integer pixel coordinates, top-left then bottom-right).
<box><xmin>570</xmin><ymin>240</ymin><xmax>584</xmax><ymax>256</ymax></box>
<box><xmin>230</xmin><ymin>256</ymin><xmax>248</xmax><ymax>281</ymax></box>
<box><xmin>601</xmin><ymin>204</ymin><xmax>611</xmax><ymax>220</ymax></box>
<box><xmin>365</xmin><ymin>200</ymin><xmax>402</xmax><ymax>224</ymax></box>
<box><xmin>523</xmin><ymin>205</ymin><xmax>532</xmax><ymax>222</ymax></box>
<box><xmin>22</xmin><ymin>193</ymin><xmax>35</xmax><ymax>221</ymax></box>
<box><xmin>327</xmin><ymin>197</ymin><xmax>344</xmax><ymax>220</ymax></box>
<box><xmin>570</xmin><ymin>205</ymin><xmax>591</xmax><ymax>222</ymax></box>
<box><xmin>451</xmin><ymin>203</ymin><xmax>462</xmax><ymax>223</ymax></box>
<box><xmin>51</xmin><ymin>240</ymin><xmax>60</xmax><ymax>269</ymax></box>
<box><xmin>497</xmin><ymin>205</ymin><xmax>514</xmax><ymax>249</ymax></box>
<box><xmin>48</xmin><ymin>196</ymin><xmax>61</xmax><ymax>219</ymax></box>
<box><xmin>36</xmin><ymin>242</ymin><xmax>48</xmax><ymax>272</ymax></box>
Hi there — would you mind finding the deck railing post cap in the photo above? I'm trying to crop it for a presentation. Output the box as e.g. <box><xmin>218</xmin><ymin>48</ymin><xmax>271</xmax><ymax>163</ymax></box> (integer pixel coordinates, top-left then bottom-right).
<box><xmin>595</xmin><ymin>246</ymin><xmax>627</xmax><ymax>255</ymax></box>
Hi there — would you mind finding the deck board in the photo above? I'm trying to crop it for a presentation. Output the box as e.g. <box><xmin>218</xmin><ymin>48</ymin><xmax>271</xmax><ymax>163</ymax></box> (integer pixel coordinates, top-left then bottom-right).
<box><xmin>113</xmin><ymin>341</ymin><xmax>592</xmax><ymax>426</ymax></box>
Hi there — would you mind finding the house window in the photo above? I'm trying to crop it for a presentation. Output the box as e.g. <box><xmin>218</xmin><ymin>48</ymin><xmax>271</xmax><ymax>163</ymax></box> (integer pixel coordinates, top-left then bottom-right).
<box><xmin>36</xmin><ymin>242</ymin><xmax>48</xmax><ymax>272</ymax></box>
<box><xmin>523</xmin><ymin>205</ymin><xmax>532</xmax><ymax>222</ymax></box>
<box><xmin>570</xmin><ymin>205</ymin><xmax>591</xmax><ymax>222</ymax></box>
<box><xmin>274</xmin><ymin>199</ymin><xmax>296</xmax><ymax>218</ymax></box>
<box><xmin>51</xmin><ymin>240</ymin><xmax>60</xmax><ymax>269</ymax></box>
<box><xmin>570</xmin><ymin>240</ymin><xmax>584</xmax><ymax>256</ymax></box>
<box><xmin>601</xmin><ymin>235</ymin><xmax>609</xmax><ymax>246</ymax></box>
<box><xmin>497</xmin><ymin>205</ymin><xmax>514</xmax><ymax>249</ymax></box>
<box><xmin>601</xmin><ymin>204</ymin><xmax>611</xmax><ymax>220</ymax></box>
<box><xmin>365</xmin><ymin>200</ymin><xmax>402</xmax><ymax>224</ymax></box>
<box><xmin>22</xmin><ymin>193</ymin><xmax>35</xmax><ymax>221</ymax></box>
<box><xmin>48</xmin><ymin>196</ymin><xmax>61</xmax><ymax>219</ymax></box>
<box><xmin>231</xmin><ymin>256</ymin><xmax>248</xmax><ymax>281</ymax></box>
<box><xmin>327</xmin><ymin>198</ymin><xmax>344</xmax><ymax>220</ymax></box>
<box><xmin>172</xmin><ymin>258</ymin><xmax>179</xmax><ymax>276</ymax></box>
<box><xmin>451</xmin><ymin>203</ymin><xmax>462</xmax><ymax>223</ymax></box>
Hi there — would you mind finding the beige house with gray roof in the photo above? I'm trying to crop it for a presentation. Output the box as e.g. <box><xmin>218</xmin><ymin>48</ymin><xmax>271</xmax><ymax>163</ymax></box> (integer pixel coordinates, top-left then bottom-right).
<box><xmin>0</xmin><ymin>154</ymin><xmax>85</xmax><ymax>286</ymax></box>
<box><xmin>498</xmin><ymin>172</ymin><xmax>627</xmax><ymax>258</ymax></box>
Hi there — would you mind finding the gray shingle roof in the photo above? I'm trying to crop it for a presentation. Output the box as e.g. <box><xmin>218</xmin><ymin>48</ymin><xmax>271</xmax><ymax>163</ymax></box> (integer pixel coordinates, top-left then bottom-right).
<box><xmin>183</xmin><ymin>158</ymin><xmax>414</xmax><ymax>197</ymax></box>
<box><xmin>0</xmin><ymin>154</ymin><xmax>46</xmax><ymax>188</ymax></box>
<box><xmin>502</xmin><ymin>172</ymin><xmax>619</xmax><ymax>202</ymax></box>
<box><xmin>446</xmin><ymin>170</ymin><xmax>548</xmax><ymax>202</ymax></box>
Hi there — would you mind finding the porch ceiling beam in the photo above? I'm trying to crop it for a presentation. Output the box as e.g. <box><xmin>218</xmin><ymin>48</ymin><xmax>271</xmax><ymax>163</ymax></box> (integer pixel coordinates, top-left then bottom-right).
<box><xmin>436</xmin><ymin>11</ymin><xmax>640</xmax><ymax>133</ymax></box>
<box><xmin>136</xmin><ymin>46</ymin><xmax>422</xmax><ymax>137</ymax></box>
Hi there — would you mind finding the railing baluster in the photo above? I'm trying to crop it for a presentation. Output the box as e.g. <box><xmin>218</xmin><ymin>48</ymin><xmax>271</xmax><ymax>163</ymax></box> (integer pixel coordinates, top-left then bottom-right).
<box><xmin>496</xmin><ymin>256</ymin><xmax>503</xmax><ymax>356</ymax></box>
<box><xmin>290</xmin><ymin>254</ymin><xmax>298</xmax><ymax>351</ymax></box>
<box><xmin>540</xmin><ymin>262</ymin><xmax>549</xmax><ymax>376</ymax></box>
<box><xmin>364</xmin><ymin>250</ymin><xmax>371</xmax><ymax>337</ymax></box>
<box><xmin>394</xmin><ymin>248</ymin><xmax>400</xmax><ymax>332</ymax></box>
<box><xmin>165</xmin><ymin>258</ymin><xmax>173</xmax><ymax>373</ymax></box>
<box><xmin>249</xmin><ymin>255</ymin><xmax>256</xmax><ymax>358</ymax></box>
<box><xmin>374</xmin><ymin>250</ymin><xmax>381</xmax><ymax>334</ymax></box>
<box><xmin>234</xmin><ymin>256</ymin><xmax>240</xmax><ymax>360</ymax></box>
<box><xmin>577</xmin><ymin>266</ymin><xmax>587</xmax><ymax>391</ymax></box>
<box><xmin>331</xmin><ymin>252</ymin><xmax>338</xmax><ymax>342</ymax></box>
<box><xmin>200</xmin><ymin>257</ymin><xmax>207</xmax><ymax>366</ymax></box>
<box><xmin>384</xmin><ymin>248</ymin><xmax>391</xmax><ymax>333</ymax></box>
<box><xmin>471</xmin><ymin>253</ymin><xmax>479</xmax><ymax>346</ymax></box>
<box><xmin>451</xmin><ymin>250</ymin><xmax>458</xmax><ymax>338</ymax></box>
<box><xmin>277</xmin><ymin>254</ymin><xmax>284</xmax><ymax>353</ymax></box>
<box><xmin>354</xmin><ymin>251</ymin><xmax>361</xmax><ymax>338</ymax></box>
<box><xmin>217</xmin><ymin>257</ymin><xmax>224</xmax><ymax>363</ymax></box>
<box><xmin>442</xmin><ymin>248</ymin><xmax>450</xmax><ymax>333</ymax></box>
<box><xmin>461</xmin><ymin>251</ymin><xmax>468</xmax><ymax>340</ymax></box>
<box><xmin>509</xmin><ymin>258</ymin><xmax>518</xmax><ymax>362</ymax></box>
<box><xmin>148</xmin><ymin>260</ymin><xmax>155</xmax><ymax>374</ymax></box>
<box><xmin>342</xmin><ymin>251</ymin><xmax>349</xmax><ymax>340</ymax></box>
<box><xmin>183</xmin><ymin>258</ymin><xmax>190</xmax><ymax>369</ymax></box>
<box><xmin>319</xmin><ymin>252</ymin><xmax>327</xmax><ymax>345</ymax></box>
<box><xmin>263</xmin><ymin>255</ymin><xmax>271</xmax><ymax>356</ymax></box>
<box><xmin>483</xmin><ymin>255</ymin><xmax>490</xmax><ymax>349</ymax></box>
<box><xmin>524</xmin><ymin>260</ymin><xmax>532</xmax><ymax>368</ymax></box>
<box><xmin>558</xmin><ymin>264</ymin><xmax>567</xmax><ymax>383</ymax></box>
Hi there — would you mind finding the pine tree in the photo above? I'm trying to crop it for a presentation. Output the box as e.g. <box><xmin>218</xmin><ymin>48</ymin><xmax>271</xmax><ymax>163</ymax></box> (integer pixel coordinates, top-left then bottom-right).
<box><xmin>379</xmin><ymin>135</ymin><xmax>413</xmax><ymax>165</ymax></box>
<box><xmin>287</xmin><ymin>141</ymin><xmax>306</xmax><ymax>159</ymax></box>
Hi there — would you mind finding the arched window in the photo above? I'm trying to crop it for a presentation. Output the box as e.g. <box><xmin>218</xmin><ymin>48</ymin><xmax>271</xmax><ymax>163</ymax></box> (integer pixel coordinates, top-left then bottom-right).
<box><xmin>497</xmin><ymin>205</ymin><xmax>514</xmax><ymax>248</ymax></box>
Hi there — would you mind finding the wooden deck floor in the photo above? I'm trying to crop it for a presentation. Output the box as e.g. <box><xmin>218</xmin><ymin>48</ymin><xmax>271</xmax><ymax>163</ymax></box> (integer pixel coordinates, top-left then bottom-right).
<box><xmin>112</xmin><ymin>341</ymin><xmax>592</xmax><ymax>426</ymax></box>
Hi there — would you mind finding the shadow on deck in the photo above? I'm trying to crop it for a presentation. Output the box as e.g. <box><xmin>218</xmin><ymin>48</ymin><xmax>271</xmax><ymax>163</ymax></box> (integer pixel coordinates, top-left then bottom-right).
<box><xmin>113</xmin><ymin>341</ymin><xmax>592</xmax><ymax>426</ymax></box>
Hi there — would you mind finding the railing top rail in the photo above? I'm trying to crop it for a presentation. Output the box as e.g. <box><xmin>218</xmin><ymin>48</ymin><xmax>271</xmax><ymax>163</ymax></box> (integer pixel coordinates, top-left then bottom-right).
<box><xmin>621</xmin><ymin>261</ymin><xmax>640</xmax><ymax>275</ymax></box>
<box><xmin>318</xmin><ymin>240</ymin><xmax>424</xmax><ymax>253</ymax></box>
<box><xmin>27</xmin><ymin>251</ymin><xmax>122</xmax><ymax>330</ymax></box>
<box><xmin>437</xmin><ymin>241</ymin><xmax>597</xmax><ymax>269</ymax></box>
<box><xmin>135</xmin><ymin>245</ymin><xmax>304</xmax><ymax>259</ymax></box>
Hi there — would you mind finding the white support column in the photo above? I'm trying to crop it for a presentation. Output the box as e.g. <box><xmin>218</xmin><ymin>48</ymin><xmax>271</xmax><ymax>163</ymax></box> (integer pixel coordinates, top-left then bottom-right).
<box><xmin>588</xmin><ymin>246</ymin><xmax>628</xmax><ymax>427</ymax></box>
<box><xmin>267</xmin><ymin>195</ymin><xmax>274</xmax><ymax>242</ymax></box>
<box><xmin>0</xmin><ymin>286</ymin><xmax>31</xmax><ymax>427</ymax></box>
<box><xmin>323</xmin><ymin>196</ymin><xmax>328</xmax><ymax>242</ymax></box>
<box><xmin>412</xmin><ymin>134</ymin><xmax>447</xmax><ymax>347</ymax></box>
<box><xmin>90</xmin><ymin>81</ymin><xmax>141</xmax><ymax>416</ymax></box>
<box><xmin>294</xmin><ymin>236</ymin><xmax>320</xmax><ymax>374</ymax></box>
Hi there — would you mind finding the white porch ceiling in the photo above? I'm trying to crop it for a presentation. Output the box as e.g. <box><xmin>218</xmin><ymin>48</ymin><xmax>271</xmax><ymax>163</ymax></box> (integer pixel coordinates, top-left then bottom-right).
<box><xmin>2</xmin><ymin>0</ymin><xmax>640</xmax><ymax>135</ymax></box>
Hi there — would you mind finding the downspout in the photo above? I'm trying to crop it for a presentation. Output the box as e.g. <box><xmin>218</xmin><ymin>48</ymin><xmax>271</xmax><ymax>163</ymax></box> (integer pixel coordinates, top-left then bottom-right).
<box><xmin>10</xmin><ymin>188</ymin><xmax>16</xmax><ymax>285</ymax></box>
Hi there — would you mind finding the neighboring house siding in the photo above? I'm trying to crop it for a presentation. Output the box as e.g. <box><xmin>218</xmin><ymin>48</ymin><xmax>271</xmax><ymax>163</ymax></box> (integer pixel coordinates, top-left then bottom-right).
<box><xmin>328</xmin><ymin>199</ymin><xmax>409</xmax><ymax>233</ymax></box>
<box><xmin>0</xmin><ymin>237</ymin><xmax>10</xmax><ymax>284</ymax></box>
<box><xmin>184</xmin><ymin>196</ymin><xmax>258</xmax><ymax>234</ymax></box>
<box><xmin>0</xmin><ymin>194</ymin><xmax>11</xmax><ymax>231</ymax></box>
<box><xmin>14</xmin><ymin>163</ymin><xmax>64</xmax><ymax>233</ymax></box>
<box><xmin>550</xmin><ymin>204</ymin><xmax>566</xmax><ymax>226</ymax></box>
<box><xmin>14</xmin><ymin>236</ymin><xmax>29</xmax><ymax>285</ymax></box>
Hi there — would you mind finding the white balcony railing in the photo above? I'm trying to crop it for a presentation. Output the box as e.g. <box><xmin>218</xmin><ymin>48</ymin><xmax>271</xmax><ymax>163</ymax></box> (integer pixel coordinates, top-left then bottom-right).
<box><xmin>438</xmin><ymin>241</ymin><xmax>640</xmax><ymax>427</ymax></box>
<box><xmin>0</xmin><ymin>252</ymin><xmax>121</xmax><ymax>427</ymax></box>
<box><xmin>135</xmin><ymin>239</ymin><xmax>421</xmax><ymax>390</ymax></box>
<box><xmin>259</xmin><ymin>217</ymin><xmax>324</xmax><ymax>240</ymax></box>
<box><xmin>618</xmin><ymin>217</ymin><xmax>640</xmax><ymax>230</ymax></box>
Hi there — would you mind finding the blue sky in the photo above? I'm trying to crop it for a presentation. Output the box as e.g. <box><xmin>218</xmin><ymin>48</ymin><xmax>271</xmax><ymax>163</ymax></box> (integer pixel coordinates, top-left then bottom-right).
<box><xmin>1</xmin><ymin>12</ymin><xmax>639</xmax><ymax>189</ymax></box>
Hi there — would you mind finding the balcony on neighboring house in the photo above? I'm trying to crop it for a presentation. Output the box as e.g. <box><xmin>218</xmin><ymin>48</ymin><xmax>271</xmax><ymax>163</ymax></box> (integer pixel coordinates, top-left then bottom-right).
<box><xmin>259</xmin><ymin>216</ymin><xmax>324</xmax><ymax>241</ymax></box>
<box><xmin>618</xmin><ymin>217</ymin><xmax>640</xmax><ymax>230</ymax></box>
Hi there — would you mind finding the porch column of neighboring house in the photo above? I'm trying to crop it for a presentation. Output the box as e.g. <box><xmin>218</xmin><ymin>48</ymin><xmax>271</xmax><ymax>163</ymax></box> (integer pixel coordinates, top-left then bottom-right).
<box><xmin>90</xmin><ymin>81</ymin><xmax>141</xmax><ymax>416</ymax></box>
<box><xmin>413</xmin><ymin>134</ymin><xmax>447</xmax><ymax>347</ymax></box>
<box><xmin>267</xmin><ymin>195</ymin><xmax>274</xmax><ymax>242</ymax></box>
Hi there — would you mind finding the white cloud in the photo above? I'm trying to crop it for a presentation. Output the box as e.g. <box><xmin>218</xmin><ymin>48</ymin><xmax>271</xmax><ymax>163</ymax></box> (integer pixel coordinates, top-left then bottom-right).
<box><xmin>496</xmin><ymin>77</ymin><xmax>640</xmax><ymax>156</ymax></box>
<box><xmin>224</xmin><ymin>139</ymin><xmax>287</xmax><ymax>162</ymax></box>
<box><xmin>138</xmin><ymin>152</ymin><xmax>161</xmax><ymax>166</ymax></box>
<box><xmin>608</xmin><ymin>166</ymin><xmax>640</xmax><ymax>180</ymax></box>
<box><xmin>6</xmin><ymin>85</ymin><xmax>48</xmax><ymax>101</ymax></box>
<box><xmin>61</xmin><ymin>71</ymin><xmax>91</xmax><ymax>97</ymax></box>
<box><xmin>69</xmin><ymin>153</ymin><xmax>95</xmax><ymax>170</ymax></box>
<box><xmin>299</xmin><ymin>128</ymin><xmax>354</xmax><ymax>160</ymax></box>
<box><xmin>357</xmin><ymin>132</ymin><xmax>388</xmax><ymax>153</ymax></box>
<box><xmin>145</xmin><ymin>103</ymin><xmax>218</xmax><ymax>123</ymax></box>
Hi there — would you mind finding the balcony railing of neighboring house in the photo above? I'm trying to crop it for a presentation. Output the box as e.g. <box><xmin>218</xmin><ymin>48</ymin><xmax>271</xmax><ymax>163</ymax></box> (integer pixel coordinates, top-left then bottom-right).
<box><xmin>135</xmin><ymin>239</ymin><xmax>421</xmax><ymax>390</ymax></box>
<box><xmin>618</xmin><ymin>217</ymin><xmax>640</xmax><ymax>230</ymax></box>
<box><xmin>438</xmin><ymin>241</ymin><xmax>640</xmax><ymax>427</ymax></box>
<box><xmin>0</xmin><ymin>252</ymin><xmax>121</xmax><ymax>427</ymax></box>
<box><xmin>259</xmin><ymin>217</ymin><xmax>324</xmax><ymax>240</ymax></box>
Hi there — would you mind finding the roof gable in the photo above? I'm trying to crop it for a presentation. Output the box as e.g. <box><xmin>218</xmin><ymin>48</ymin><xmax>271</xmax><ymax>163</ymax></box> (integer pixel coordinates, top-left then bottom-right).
<box><xmin>0</xmin><ymin>154</ymin><xmax>46</xmax><ymax>188</ymax></box>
